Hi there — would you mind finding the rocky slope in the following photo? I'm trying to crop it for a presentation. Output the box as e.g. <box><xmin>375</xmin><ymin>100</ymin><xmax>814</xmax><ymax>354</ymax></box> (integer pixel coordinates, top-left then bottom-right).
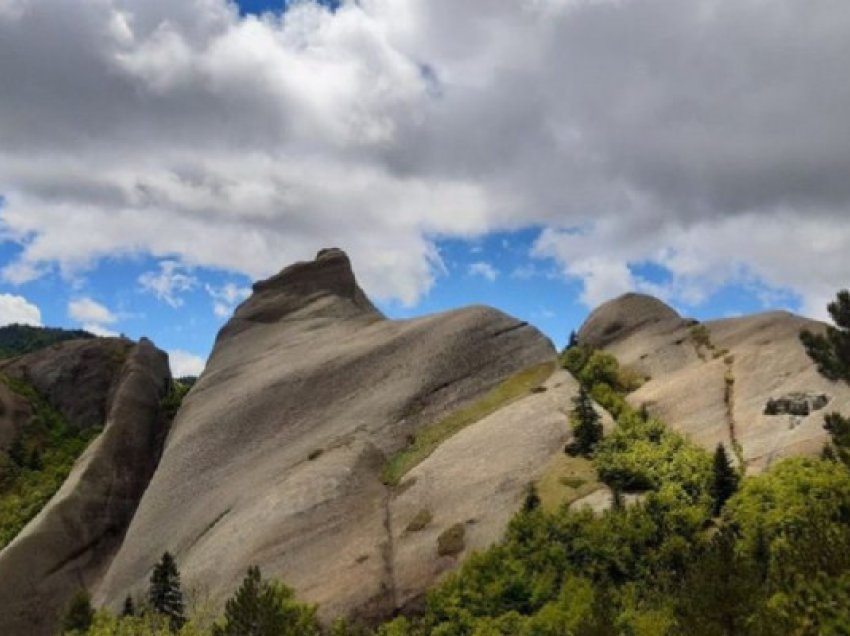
<box><xmin>0</xmin><ymin>338</ymin><xmax>171</xmax><ymax>636</ymax></box>
<box><xmin>96</xmin><ymin>248</ymin><xmax>573</xmax><ymax>623</ymax></box>
<box><xmin>578</xmin><ymin>293</ymin><xmax>850</xmax><ymax>470</ymax></box>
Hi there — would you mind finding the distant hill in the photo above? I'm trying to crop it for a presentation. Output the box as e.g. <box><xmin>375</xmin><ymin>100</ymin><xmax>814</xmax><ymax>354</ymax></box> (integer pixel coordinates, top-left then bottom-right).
<box><xmin>0</xmin><ymin>324</ymin><xmax>95</xmax><ymax>359</ymax></box>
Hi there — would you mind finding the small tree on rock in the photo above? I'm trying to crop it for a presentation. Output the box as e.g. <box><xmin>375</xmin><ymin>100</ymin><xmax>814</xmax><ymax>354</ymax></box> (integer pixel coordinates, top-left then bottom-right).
<box><xmin>62</xmin><ymin>589</ymin><xmax>95</xmax><ymax>634</ymax></box>
<box><xmin>566</xmin><ymin>386</ymin><xmax>603</xmax><ymax>457</ymax></box>
<box><xmin>121</xmin><ymin>594</ymin><xmax>135</xmax><ymax>618</ymax></box>
<box><xmin>149</xmin><ymin>551</ymin><xmax>185</xmax><ymax>631</ymax></box>
<box><xmin>710</xmin><ymin>443</ymin><xmax>739</xmax><ymax>516</ymax></box>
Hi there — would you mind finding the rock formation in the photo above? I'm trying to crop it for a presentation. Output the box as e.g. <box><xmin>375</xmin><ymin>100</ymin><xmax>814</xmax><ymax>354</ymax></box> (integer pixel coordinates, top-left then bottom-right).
<box><xmin>578</xmin><ymin>293</ymin><xmax>850</xmax><ymax>470</ymax></box>
<box><xmin>0</xmin><ymin>338</ymin><xmax>171</xmax><ymax>636</ymax></box>
<box><xmin>95</xmin><ymin>248</ymin><xmax>569</xmax><ymax>624</ymax></box>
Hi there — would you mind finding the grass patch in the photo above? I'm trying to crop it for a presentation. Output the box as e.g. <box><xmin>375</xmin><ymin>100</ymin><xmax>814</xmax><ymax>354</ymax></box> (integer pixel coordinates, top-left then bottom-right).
<box><xmin>406</xmin><ymin>508</ymin><xmax>433</xmax><ymax>533</ymax></box>
<box><xmin>536</xmin><ymin>453</ymin><xmax>602</xmax><ymax>512</ymax></box>
<box><xmin>381</xmin><ymin>362</ymin><xmax>556</xmax><ymax>486</ymax></box>
<box><xmin>0</xmin><ymin>376</ymin><xmax>100</xmax><ymax>549</ymax></box>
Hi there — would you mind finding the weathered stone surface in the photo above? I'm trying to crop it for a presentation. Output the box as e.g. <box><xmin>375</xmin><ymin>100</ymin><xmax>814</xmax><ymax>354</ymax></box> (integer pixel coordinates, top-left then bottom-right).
<box><xmin>0</xmin><ymin>339</ymin><xmax>171</xmax><ymax>636</ymax></box>
<box><xmin>96</xmin><ymin>249</ymin><xmax>563</xmax><ymax>624</ymax></box>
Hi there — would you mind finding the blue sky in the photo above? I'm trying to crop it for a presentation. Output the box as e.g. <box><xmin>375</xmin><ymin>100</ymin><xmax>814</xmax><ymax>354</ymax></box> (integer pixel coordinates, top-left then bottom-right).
<box><xmin>0</xmin><ymin>0</ymin><xmax>845</xmax><ymax>376</ymax></box>
<box><xmin>0</xmin><ymin>218</ymin><xmax>801</xmax><ymax>376</ymax></box>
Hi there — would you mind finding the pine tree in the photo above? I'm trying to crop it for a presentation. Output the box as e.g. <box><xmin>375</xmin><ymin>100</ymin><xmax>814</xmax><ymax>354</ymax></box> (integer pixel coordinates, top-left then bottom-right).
<box><xmin>122</xmin><ymin>594</ymin><xmax>135</xmax><ymax>618</ymax></box>
<box><xmin>566</xmin><ymin>386</ymin><xmax>603</xmax><ymax>457</ymax></box>
<box><xmin>567</xmin><ymin>330</ymin><xmax>579</xmax><ymax>349</ymax></box>
<box><xmin>710</xmin><ymin>443</ymin><xmax>739</xmax><ymax>516</ymax></box>
<box><xmin>62</xmin><ymin>589</ymin><xmax>95</xmax><ymax>634</ymax></box>
<box><xmin>149</xmin><ymin>551</ymin><xmax>185</xmax><ymax>631</ymax></box>
<box><xmin>800</xmin><ymin>290</ymin><xmax>850</xmax><ymax>382</ymax></box>
<box><xmin>213</xmin><ymin>566</ymin><xmax>321</xmax><ymax>636</ymax></box>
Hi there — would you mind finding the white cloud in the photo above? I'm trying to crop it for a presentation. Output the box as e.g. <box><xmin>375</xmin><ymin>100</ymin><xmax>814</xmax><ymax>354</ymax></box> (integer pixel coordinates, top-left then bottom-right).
<box><xmin>82</xmin><ymin>322</ymin><xmax>120</xmax><ymax>337</ymax></box>
<box><xmin>206</xmin><ymin>282</ymin><xmax>251</xmax><ymax>319</ymax></box>
<box><xmin>68</xmin><ymin>297</ymin><xmax>117</xmax><ymax>325</ymax></box>
<box><xmin>468</xmin><ymin>261</ymin><xmax>498</xmax><ymax>282</ymax></box>
<box><xmin>68</xmin><ymin>297</ymin><xmax>121</xmax><ymax>336</ymax></box>
<box><xmin>168</xmin><ymin>349</ymin><xmax>206</xmax><ymax>377</ymax></box>
<box><xmin>0</xmin><ymin>293</ymin><xmax>42</xmax><ymax>327</ymax></box>
<box><xmin>139</xmin><ymin>261</ymin><xmax>198</xmax><ymax>307</ymax></box>
<box><xmin>0</xmin><ymin>1</ymin><xmax>848</xmax><ymax>314</ymax></box>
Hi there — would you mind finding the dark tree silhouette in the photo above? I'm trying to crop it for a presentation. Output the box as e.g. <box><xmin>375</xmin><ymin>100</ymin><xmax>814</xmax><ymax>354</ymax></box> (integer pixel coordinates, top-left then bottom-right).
<box><xmin>566</xmin><ymin>386</ymin><xmax>603</xmax><ymax>457</ymax></box>
<box><xmin>710</xmin><ymin>443</ymin><xmax>739</xmax><ymax>516</ymax></box>
<box><xmin>149</xmin><ymin>551</ymin><xmax>185</xmax><ymax>631</ymax></box>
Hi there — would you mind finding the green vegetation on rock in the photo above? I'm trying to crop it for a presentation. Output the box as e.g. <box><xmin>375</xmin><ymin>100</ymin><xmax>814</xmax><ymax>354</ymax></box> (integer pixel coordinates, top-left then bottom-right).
<box><xmin>0</xmin><ymin>324</ymin><xmax>95</xmax><ymax>359</ymax></box>
<box><xmin>381</xmin><ymin>362</ymin><xmax>555</xmax><ymax>485</ymax></box>
<box><xmin>0</xmin><ymin>376</ymin><xmax>101</xmax><ymax>548</ymax></box>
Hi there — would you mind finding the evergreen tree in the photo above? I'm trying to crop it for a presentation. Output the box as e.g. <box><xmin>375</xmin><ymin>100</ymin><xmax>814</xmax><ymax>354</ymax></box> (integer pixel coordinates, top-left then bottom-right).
<box><xmin>710</xmin><ymin>443</ymin><xmax>739</xmax><ymax>516</ymax></box>
<box><xmin>567</xmin><ymin>330</ymin><xmax>579</xmax><ymax>349</ymax></box>
<box><xmin>121</xmin><ymin>594</ymin><xmax>135</xmax><ymax>618</ymax></box>
<box><xmin>800</xmin><ymin>290</ymin><xmax>850</xmax><ymax>382</ymax></box>
<box><xmin>62</xmin><ymin>589</ymin><xmax>95</xmax><ymax>634</ymax></box>
<box><xmin>566</xmin><ymin>386</ymin><xmax>603</xmax><ymax>457</ymax></box>
<box><xmin>149</xmin><ymin>551</ymin><xmax>185</xmax><ymax>631</ymax></box>
<box><xmin>824</xmin><ymin>411</ymin><xmax>850</xmax><ymax>467</ymax></box>
<box><xmin>213</xmin><ymin>566</ymin><xmax>321</xmax><ymax>636</ymax></box>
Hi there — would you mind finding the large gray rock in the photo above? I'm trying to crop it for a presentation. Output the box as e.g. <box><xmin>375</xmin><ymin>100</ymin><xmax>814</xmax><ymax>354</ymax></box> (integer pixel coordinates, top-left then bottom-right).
<box><xmin>0</xmin><ymin>338</ymin><xmax>171</xmax><ymax>636</ymax></box>
<box><xmin>96</xmin><ymin>249</ymin><xmax>561</xmax><ymax>624</ymax></box>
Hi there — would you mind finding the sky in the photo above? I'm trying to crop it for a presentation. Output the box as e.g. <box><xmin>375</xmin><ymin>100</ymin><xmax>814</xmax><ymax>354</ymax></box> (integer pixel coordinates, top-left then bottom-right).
<box><xmin>1</xmin><ymin>0</ymin><xmax>849</xmax><ymax>377</ymax></box>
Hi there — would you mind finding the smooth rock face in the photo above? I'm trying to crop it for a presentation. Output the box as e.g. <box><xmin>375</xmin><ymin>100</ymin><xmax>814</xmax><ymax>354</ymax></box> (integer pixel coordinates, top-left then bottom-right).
<box><xmin>580</xmin><ymin>294</ymin><xmax>850</xmax><ymax>471</ymax></box>
<box><xmin>0</xmin><ymin>339</ymin><xmax>171</xmax><ymax>636</ymax></box>
<box><xmin>96</xmin><ymin>249</ymin><xmax>561</xmax><ymax>623</ymax></box>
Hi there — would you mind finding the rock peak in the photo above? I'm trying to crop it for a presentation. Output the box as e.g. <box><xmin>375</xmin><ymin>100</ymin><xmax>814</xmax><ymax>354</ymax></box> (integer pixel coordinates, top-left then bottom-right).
<box><xmin>221</xmin><ymin>249</ymin><xmax>382</xmax><ymax>340</ymax></box>
<box><xmin>578</xmin><ymin>292</ymin><xmax>683</xmax><ymax>349</ymax></box>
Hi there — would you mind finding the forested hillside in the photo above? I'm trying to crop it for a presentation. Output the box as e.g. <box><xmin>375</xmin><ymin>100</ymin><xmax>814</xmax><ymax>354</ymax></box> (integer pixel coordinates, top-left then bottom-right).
<box><xmin>0</xmin><ymin>325</ymin><xmax>95</xmax><ymax>359</ymax></box>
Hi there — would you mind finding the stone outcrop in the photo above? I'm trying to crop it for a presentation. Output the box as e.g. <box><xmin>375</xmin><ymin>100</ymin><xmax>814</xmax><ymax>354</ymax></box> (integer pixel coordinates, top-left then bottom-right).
<box><xmin>578</xmin><ymin>294</ymin><xmax>850</xmax><ymax>471</ymax></box>
<box><xmin>0</xmin><ymin>338</ymin><xmax>171</xmax><ymax>636</ymax></box>
<box><xmin>764</xmin><ymin>392</ymin><xmax>830</xmax><ymax>416</ymax></box>
<box><xmin>95</xmin><ymin>249</ymin><xmax>568</xmax><ymax>624</ymax></box>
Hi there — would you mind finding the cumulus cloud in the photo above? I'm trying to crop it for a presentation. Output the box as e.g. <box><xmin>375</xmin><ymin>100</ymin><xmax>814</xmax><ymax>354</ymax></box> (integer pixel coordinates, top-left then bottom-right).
<box><xmin>468</xmin><ymin>261</ymin><xmax>498</xmax><ymax>282</ymax></box>
<box><xmin>139</xmin><ymin>261</ymin><xmax>198</xmax><ymax>307</ymax></box>
<box><xmin>168</xmin><ymin>349</ymin><xmax>207</xmax><ymax>377</ymax></box>
<box><xmin>0</xmin><ymin>293</ymin><xmax>42</xmax><ymax>327</ymax></box>
<box><xmin>206</xmin><ymin>282</ymin><xmax>251</xmax><ymax>318</ymax></box>
<box><xmin>68</xmin><ymin>297</ymin><xmax>117</xmax><ymax>325</ymax></box>
<box><xmin>68</xmin><ymin>297</ymin><xmax>120</xmax><ymax>336</ymax></box>
<box><xmin>0</xmin><ymin>0</ymin><xmax>849</xmax><ymax>313</ymax></box>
